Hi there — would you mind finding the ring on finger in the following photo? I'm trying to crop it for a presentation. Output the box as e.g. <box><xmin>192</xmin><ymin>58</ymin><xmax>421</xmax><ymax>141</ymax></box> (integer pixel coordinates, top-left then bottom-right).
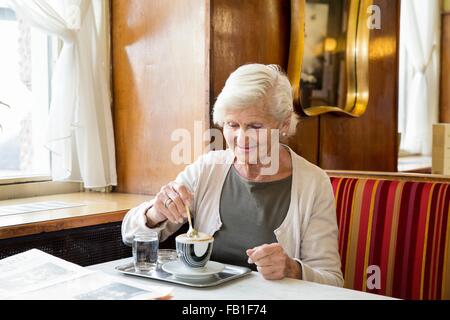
<box><xmin>164</xmin><ymin>198</ymin><xmax>173</xmax><ymax>208</ymax></box>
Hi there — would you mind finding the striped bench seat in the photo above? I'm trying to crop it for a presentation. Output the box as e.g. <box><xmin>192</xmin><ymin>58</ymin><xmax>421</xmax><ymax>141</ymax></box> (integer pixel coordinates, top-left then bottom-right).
<box><xmin>328</xmin><ymin>172</ymin><xmax>450</xmax><ymax>300</ymax></box>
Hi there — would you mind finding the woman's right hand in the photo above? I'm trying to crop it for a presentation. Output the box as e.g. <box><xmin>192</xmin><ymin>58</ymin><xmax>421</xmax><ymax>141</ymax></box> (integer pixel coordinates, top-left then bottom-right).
<box><xmin>146</xmin><ymin>181</ymin><xmax>193</xmax><ymax>226</ymax></box>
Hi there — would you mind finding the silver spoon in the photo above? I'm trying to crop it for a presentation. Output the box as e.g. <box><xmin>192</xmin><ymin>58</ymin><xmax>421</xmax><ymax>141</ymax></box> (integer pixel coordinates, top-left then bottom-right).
<box><xmin>185</xmin><ymin>205</ymin><xmax>198</xmax><ymax>238</ymax></box>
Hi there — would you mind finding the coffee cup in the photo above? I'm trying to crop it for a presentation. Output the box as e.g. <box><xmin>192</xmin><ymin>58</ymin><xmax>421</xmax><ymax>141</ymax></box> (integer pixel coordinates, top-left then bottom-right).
<box><xmin>175</xmin><ymin>232</ymin><xmax>214</xmax><ymax>269</ymax></box>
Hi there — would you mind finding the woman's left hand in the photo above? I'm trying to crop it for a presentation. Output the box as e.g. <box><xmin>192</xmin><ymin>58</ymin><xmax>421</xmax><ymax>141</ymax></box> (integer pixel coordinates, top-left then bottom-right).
<box><xmin>246</xmin><ymin>243</ymin><xmax>302</xmax><ymax>280</ymax></box>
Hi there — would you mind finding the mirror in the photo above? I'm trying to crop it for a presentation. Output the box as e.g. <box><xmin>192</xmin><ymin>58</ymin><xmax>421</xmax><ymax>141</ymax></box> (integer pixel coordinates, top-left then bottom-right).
<box><xmin>299</xmin><ymin>0</ymin><xmax>371</xmax><ymax>117</ymax></box>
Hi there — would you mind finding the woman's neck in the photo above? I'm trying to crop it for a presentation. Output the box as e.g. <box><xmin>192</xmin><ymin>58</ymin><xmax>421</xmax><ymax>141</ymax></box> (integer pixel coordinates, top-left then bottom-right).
<box><xmin>233</xmin><ymin>146</ymin><xmax>292</xmax><ymax>182</ymax></box>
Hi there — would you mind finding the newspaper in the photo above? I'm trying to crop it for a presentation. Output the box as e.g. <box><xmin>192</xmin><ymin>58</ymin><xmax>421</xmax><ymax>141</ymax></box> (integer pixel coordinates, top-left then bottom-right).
<box><xmin>0</xmin><ymin>249</ymin><xmax>172</xmax><ymax>300</ymax></box>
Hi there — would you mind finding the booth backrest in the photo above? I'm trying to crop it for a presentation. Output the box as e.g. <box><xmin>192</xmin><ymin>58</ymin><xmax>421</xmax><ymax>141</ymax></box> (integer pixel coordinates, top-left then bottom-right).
<box><xmin>329</xmin><ymin>173</ymin><xmax>450</xmax><ymax>300</ymax></box>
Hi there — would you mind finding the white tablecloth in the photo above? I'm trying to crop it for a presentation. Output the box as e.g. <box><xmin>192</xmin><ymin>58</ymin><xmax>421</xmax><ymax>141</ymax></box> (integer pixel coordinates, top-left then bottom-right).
<box><xmin>88</xmin><ymin>258</ymin><xmax>395</xmax><ymax>300</ymax></box>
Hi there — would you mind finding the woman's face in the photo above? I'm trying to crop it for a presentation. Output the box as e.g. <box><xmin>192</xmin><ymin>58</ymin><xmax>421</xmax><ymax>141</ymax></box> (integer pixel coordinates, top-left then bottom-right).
<box><xmin>223</xmin><ymin>105</ymin><xmax>284</xmax><ymax>165</ymax></box>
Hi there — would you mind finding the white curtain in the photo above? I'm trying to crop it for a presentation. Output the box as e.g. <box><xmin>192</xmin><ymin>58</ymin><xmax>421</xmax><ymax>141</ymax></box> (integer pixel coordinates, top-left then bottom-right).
<box><xmin>399</xmin><ymin>0</ymin><xmax>440</xmax><ymax>156</ymax></box>
<box><xmin>9</xmin><ymin>0</ymin><xmax>117</xmax><ymax>188</ymax></box>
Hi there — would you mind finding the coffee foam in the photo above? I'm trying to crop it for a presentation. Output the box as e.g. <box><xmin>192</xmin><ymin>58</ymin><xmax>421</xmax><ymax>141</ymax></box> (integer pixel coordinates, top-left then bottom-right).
<box><xmin>176</xmin><ymin>232</ymin><xmax>213</xmax><ymax>243</ymax></box>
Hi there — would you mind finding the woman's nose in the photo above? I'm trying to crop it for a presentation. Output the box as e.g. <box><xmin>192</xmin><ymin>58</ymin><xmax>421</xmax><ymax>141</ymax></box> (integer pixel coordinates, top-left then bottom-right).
<box><xmin>236</xmin><ymin>128</ymin><xmax>257</xmax><ymax>146</ymax></box>
<box><xmin>236</xmin><ymin>129</ymin><xmax>247</xmax><ymax>146</ymax></box>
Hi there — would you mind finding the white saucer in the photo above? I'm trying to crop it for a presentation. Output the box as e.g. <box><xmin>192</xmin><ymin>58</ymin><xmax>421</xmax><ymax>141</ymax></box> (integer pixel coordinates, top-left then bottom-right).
<box><xmin>162</xmin><ymin>261</ymin><xmax>224</xmax><ymax>279</ymax></box>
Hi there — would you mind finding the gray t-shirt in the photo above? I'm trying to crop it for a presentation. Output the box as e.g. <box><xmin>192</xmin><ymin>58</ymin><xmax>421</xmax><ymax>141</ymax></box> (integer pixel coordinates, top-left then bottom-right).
<box><xmin>211</xmin><ymin>166</ymin><xmax>292</xmax><ymax>270</ymax></box>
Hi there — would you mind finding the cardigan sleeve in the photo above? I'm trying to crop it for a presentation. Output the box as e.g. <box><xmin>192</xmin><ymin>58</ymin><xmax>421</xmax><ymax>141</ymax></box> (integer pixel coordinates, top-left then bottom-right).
<box><xmin>296</xmin><ymin>175</ymin><xmax>344</xmax><ymax>287</ymax></box>
<box><xmin>121</xmin><ymin>154</ymin><xmax>206</xmax><ymax>246</ymax></box>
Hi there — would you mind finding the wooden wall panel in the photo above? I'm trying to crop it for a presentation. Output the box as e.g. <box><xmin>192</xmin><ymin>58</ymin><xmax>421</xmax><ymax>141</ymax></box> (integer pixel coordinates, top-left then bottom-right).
<box><xmin>211</xmin><ymin>0</ymin><xmax>319</xmax><ymax>163</ymax></box>
<box><xmin>112</xmin><ymin>0</ymin><xmax>210</xmax><ymax>195</ymax></box>
<box><xmin>211</xmin><ymin>0</ymin><xmax>290</xmax><ymax>104</ymax></box>
<box><xmin>112</xmin><ymin>0</ymin><xmax>400</xmax><ymax>191</ymax></box>
<box><xmin>440</xmin><ymin>12</ymin><xmax>450</xmax><ymax>123</ymax></box>
<box><xmin>319</xmin><ymin>0</ymin><xmax>400</xmax><ymax>171</ymax></box>
<box><xmin>288</xmin><ymin>117</ymin><xmax>319</xmax><ymax>164</ymax></box>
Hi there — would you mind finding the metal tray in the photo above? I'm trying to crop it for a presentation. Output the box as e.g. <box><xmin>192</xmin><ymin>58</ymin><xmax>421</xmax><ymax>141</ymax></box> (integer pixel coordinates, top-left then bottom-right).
<box><xmin>115</xmin><ymin>261</ymin><xmax>252</xmax><ymax>288</ymax></box>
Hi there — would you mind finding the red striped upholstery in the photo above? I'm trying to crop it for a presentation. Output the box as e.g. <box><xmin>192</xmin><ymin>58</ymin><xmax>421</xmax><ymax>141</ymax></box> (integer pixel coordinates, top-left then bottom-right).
<box><xmin>330</xmin><ymin>176</ymin><xmax>450</xmax><ymax>300</ymax></box>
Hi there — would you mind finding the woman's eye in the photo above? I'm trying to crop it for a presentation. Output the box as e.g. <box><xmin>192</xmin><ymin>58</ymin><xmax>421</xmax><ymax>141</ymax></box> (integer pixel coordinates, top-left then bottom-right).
<box><xmin>250</xmin><ymin>124</ymin><xmax>263</xmax><ymax>129</ymax></box>
<box><xmin>227</xmin><ymin>122</ymin><xmax>238</xmax><ymax>128</ymax></box>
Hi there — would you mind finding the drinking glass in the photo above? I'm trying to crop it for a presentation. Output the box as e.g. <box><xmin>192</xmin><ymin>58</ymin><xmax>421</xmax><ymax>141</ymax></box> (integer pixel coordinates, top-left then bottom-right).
<box><xmin>132</xmin><ymin>231</ymin><xmax>159</xmax><ymax>272</ymax></box>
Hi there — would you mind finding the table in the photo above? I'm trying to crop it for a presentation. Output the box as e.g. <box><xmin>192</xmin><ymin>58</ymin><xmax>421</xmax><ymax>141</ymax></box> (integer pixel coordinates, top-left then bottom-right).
<box><xmin>0</xmin><ymin>192</ymin><xmax>151</xmax><ymax>240</ymax></box>
<box><xmin>0</xmin><ymin>193</ymin><xmax>152</xmax><ymax>266</ymax></box>
<box><xmin>89</xmin><ymin>258</ymin><xmax>395</xmax><ymax>300</ymax></box>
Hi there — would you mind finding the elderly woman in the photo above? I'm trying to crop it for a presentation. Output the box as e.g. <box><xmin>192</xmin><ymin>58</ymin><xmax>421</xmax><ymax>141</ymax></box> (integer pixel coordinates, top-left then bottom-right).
<box><xmin>122</xmin><ymin>64</ymin><xmax>343</xmax><ymax>286</ymax></box>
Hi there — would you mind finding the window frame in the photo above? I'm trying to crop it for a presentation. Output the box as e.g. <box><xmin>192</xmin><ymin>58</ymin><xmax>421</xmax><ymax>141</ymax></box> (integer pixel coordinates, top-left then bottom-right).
<box><xmin>0</xmin><ymin>179</ymin><xmax>83</xmax><ymax>201</ymax></box>
<box><xmin>0</xmin><ymin>4</ymin><xmax>82</xmax><ymax>199</ymax></box>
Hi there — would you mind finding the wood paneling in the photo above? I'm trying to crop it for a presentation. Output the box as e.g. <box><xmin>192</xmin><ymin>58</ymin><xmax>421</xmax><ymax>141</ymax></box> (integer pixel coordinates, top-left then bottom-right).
<box><xmin>211</xmin><ymin>0</ymin><xmax>290</xmax><ymax>101</ymax></box>
<box><xmin>210</xmin><ymin>0</ymin><xmax>400</xmax><ymax>170</ymax></box>
<box><xmin>112</xmin><ymin>0</ymin><xmax>210</xmax><ymax>195</ymax></box>
<box><xmin>112</xmin><ymin>0</ymin><xmax>400</xmax><ymax>190</ymax></box>
<box><xmin>211</xmin><ymin>0</ymin><xmax>319</xmax><ymax>163</ymax></box>
<box><xmin>440</xmin><ymin>13</ymin><xmax>450</xmax><ymax>123</ymax></box>
<box><xmin>319</xmin><ymin>0</ymin><xmax>400</xmax><ymax>171</ymax></box>
<box><xmin>288</xmin><ymin>117</ymin><xmax>319</xmax><ymax>164</ymax></box>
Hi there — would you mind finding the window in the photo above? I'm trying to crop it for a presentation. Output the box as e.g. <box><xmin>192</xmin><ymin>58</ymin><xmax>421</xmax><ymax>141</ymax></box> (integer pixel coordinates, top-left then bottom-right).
<box><xmin>0</xmin><ymin>0</ymin><xmax>57</xmax><ymax>181</ymax></box>
<box><xmin>397</xmin><ymin>0</ymin><xmax>440</xmax><ymax>171</ymax></box>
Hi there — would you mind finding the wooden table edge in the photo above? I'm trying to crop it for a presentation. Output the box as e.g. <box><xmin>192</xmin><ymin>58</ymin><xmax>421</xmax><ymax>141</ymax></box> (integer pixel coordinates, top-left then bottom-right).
<box><xmin>0</xmin><ymin>210</ymin><xmax>128</xmax><ymax>240</ymax></box>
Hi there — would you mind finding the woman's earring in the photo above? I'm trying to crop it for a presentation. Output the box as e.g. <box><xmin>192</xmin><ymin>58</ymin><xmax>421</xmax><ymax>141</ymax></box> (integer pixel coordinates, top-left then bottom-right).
<box><xmin>282</xmin><ymin>132</ymin><xmax>287</xmax><ymax>137</ymax></box>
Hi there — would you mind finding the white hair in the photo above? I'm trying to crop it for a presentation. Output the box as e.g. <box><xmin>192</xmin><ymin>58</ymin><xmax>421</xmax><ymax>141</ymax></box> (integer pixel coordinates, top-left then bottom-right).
<box><xmin>213</xmin><ymin>64</ymin><xmax>299</xmax><ymax>136</ymax></box>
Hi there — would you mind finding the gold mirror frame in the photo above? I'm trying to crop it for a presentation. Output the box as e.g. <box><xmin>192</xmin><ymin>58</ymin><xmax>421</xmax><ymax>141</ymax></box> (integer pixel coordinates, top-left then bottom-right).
<box><xmin>287</xmin><ymin>0</ymin><xmax>372</xmax><ymax>117</ymax></box>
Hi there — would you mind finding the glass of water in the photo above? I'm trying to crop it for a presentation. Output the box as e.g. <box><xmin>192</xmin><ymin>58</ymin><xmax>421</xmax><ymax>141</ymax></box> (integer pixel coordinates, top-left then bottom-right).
<box><xmin>132</xmin><ymin>231</ymin><xmax>159</xmax><ymax>272</ymax></box>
